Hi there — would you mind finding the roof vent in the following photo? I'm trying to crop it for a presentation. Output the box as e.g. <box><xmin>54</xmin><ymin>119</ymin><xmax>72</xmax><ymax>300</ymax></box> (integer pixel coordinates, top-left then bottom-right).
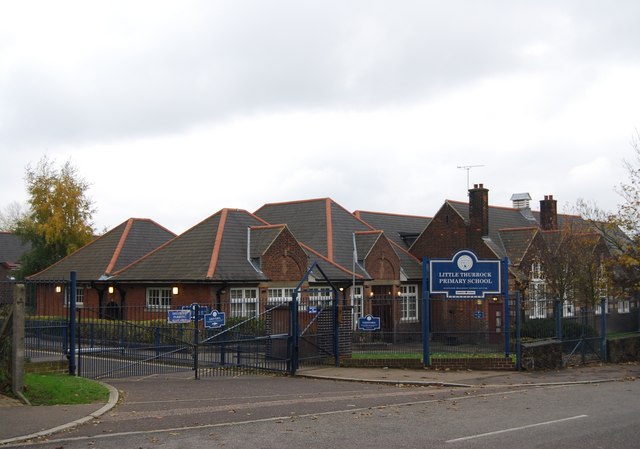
<box><xmin>510</xmin><ymin>193</ymin><xmax>532</xmax><ymax>209</ymax></box>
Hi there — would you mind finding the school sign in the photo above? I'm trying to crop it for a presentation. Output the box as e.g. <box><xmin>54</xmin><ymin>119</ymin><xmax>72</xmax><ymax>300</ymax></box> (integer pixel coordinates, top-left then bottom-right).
<box><xmin>429</xmin><ymin>250</ymin><xmax>501</xmax><ymax>299</ymax></box>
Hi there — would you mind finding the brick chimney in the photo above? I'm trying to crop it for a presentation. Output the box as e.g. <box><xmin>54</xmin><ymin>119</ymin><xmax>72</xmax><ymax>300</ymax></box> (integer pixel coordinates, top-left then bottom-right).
<box><xmin>469</xmin><ymin>183</ymin><xmax>489</xmax><ymax>238</ymax></box>
<box><xmin>540</xmin><ymin>195</ymin><xmax>558</xmax><ymax>230</ymax></box>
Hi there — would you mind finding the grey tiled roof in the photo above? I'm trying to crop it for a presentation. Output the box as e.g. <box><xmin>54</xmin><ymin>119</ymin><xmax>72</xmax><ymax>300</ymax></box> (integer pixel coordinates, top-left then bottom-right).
<box><xmin>249</xmin><ymin>225</ymin><xmax>284</xmax><ymax>258</ymax></box>
<box><xmin>354</xmin><ymin>231</ymin><xmax>381</xmax><ymax>261</ymax></box>
<box><xmin>0</xmin><ymin>232</ymin><xmax>30</xmax><ymax>264</ymax></box>
<box><xmin>499</xmin><ymin>228</ymin><xmax>538</xmax><ymax>266</ymax></box>
<box><xmin>255</xmin><ymin>199</ymin><xmax>372</xmax><ymax>281</ymax></box>
<box><xmin>256</xmin><ymin>198</ymin><xmax>426</xmax><ymax>282</ymax></box>
<box><xmin>354</xmin><ymin>210</ymin><xmax>431</xmax><ymax>249</ymax></box>
<box><xmin>113</xmin><ymin>209</ymin><xmax>270</xmax><ymax>282</ymax></box>
<box><xmin>28</xmin><ymin>219</ymin><xmax>176</xmax><ymax>281</ymax></box>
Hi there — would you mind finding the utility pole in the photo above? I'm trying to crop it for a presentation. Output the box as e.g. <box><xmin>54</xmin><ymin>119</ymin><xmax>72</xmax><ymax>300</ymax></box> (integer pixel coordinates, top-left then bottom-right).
<box><xmin>457</xmin><ymin>165</ymin><xmax>485</xmax><ymax>190</ymax></box>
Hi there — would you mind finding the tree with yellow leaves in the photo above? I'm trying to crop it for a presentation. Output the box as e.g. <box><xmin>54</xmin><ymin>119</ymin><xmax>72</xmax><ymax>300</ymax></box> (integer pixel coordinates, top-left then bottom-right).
<box><xmin>13</xmin><ymin>157</ymin><xmax>95</xmax><ymax>278</ymax></box>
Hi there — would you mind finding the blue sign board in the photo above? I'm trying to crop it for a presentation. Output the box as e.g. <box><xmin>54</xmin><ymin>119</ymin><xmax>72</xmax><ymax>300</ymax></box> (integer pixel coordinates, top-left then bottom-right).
<box><xmin>357</xmin><ymin>315</ymin><xmax>381</xmax><ymax>331</ymax></box>
<box><xmin>204</xmin><ymin>310</ymin><xmax>226</xmax><ymax>329</ymax></box>
<box><xmin>430</xmin><ymin>250</ymin><xmax>501</xmax><ymax>299</ymax></box>
<box><xmin>473</xmin><ymin>310</ymin><xmax>484</xmax><ymax>319</ymax></box>
<box><xmin>181</xmin><ymin>303</ymin><xmax>211</xmax><ymax>320</ymax></box>
<box><xmin>307</xmin><ymin>306</ymin><xmax>318</xmax><ymax>314</ymax></box>
<box><xmin>167</xmin><ymin>309</ymin><xmax>192</xmax><ymax>324</ymax></box>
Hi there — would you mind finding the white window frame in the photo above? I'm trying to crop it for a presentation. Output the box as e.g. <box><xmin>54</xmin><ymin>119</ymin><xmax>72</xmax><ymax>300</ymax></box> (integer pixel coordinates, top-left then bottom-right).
<box><xmin>399</xmin><ymin>284</ymin><xmax>419</xmax><ymax>322</ymax></box>
<box><xmin>267</xmin><ymin>287</ymin><xmax>296</xmax><ymax>305</ymax></box>
<box><xmin>595</xmin><ymin>298</ymin><xmax>609</xmax><ymax>315</ymax></box>
<box><xmin>64</xmin><ymin>286</ymin><xmax>85</xmax><ymax>307</ymax></box>
<box><xmin>230</xmin><ymin>288</ymin><xmax>258</xmax><ymax>318</ymax></box>
<box><xmin>146</xmin><ymin>287</ymin><xmax>172</xmax><ymax>310</ymax></box>
<box><xmin>618</xmin><ymin>299</ymin><xmax>630</xmax><ymax>314</ymax></box>
<box><xmin>563</xmin><ymin>300</ymin><xmax>575</xmax><ymax>317</ymax></box>
<box><xmin>528</xmin><ymin>261</ymin><xmax>548</xmax><ymax>319</ymax></box>
<box><xmin>308</xmin><ymin>286</ymin><xmax>333</xmax><ymax>308</ymax></box>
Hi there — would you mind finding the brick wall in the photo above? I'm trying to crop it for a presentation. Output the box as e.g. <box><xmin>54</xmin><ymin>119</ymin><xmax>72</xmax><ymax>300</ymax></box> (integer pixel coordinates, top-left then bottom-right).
<box><xmin>430</xmin><ymin>357</ymin><xmax>515</xmax><ymax>370</ymax></box>
<box><xmin>261</xmin><ymin>227</ymin><xmax>308</xmax><ymax>281</ymax></box>
<box><xmin>364</xmin><ymin>236</ymin><xmax>401</xmax><ymax>281</ymax></box>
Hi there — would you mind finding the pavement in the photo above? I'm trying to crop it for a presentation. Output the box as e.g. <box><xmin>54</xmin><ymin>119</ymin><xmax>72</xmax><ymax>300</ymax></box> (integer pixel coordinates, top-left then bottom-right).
<box><xmin>1</xmin><ymin>362</ymin><xmax>639</xmax><ymax>445</ymax></box>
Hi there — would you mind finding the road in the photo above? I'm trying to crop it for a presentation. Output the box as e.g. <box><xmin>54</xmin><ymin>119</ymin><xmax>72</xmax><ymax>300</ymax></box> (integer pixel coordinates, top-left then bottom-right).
<box><xmin>4</xmin><ymin>374</ymin><xmax>639</xmax><ymax>448</ymax></box>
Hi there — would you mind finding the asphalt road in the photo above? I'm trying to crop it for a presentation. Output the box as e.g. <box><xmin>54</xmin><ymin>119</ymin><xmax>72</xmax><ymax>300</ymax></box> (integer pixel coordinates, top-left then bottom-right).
<box><xmin>4</xmin><ymin>374</ymin><xmax>639</xmax><ymax>449</ymax></box>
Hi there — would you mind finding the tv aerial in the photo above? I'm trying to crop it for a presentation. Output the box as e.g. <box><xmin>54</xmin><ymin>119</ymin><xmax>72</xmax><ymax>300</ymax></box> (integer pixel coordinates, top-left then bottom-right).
<box><xmin>457</xmin><ymin>165</ymin><xmax>485</xmax><ymax>190</ymax></box>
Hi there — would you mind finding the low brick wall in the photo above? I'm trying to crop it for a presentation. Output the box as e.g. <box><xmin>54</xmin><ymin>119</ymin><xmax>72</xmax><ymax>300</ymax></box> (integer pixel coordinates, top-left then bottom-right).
<box><xmin>430</xmin><ymin>357</ymin><xmax>515</xmax><ymax>371</ymax></box>
<box><xmin>341</xmin><ymin>357</ymin><xmax>516</xmax><ymax>370</ymax></box>
<box><xmin>607</xmin><ymin>335</ymin><xmax>640</xmax><ymax>363</ymax></box>
<box><xmin>340</xmin><ymin>358</ymin><xmax>423</xmax><ymax>369</ymax></box>
<box><xmin>521</xmin><ymin>339</ymin><xmax>563</xmax><ymax>370</ymax></box>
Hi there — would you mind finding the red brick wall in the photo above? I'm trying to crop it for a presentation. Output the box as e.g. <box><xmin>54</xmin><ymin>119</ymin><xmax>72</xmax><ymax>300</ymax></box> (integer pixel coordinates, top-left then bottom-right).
<box><xmin>261</xmin><ymin>227</ymin><xmax>308</xmax><ymax>282</ymax></box>
<box><xmin>410</xmin><ymin>203</ymin><xmax>467</xmax><ymax>260</ymax></box>
<box><xmin>409</xmin><ymin>202</ymin><xmax>496</xmax><ymax>260</ymax></box>
<box><xmin>364</xmin><ymin>236</ymin><xmax>400</xmax><ymax>281</ymax></box>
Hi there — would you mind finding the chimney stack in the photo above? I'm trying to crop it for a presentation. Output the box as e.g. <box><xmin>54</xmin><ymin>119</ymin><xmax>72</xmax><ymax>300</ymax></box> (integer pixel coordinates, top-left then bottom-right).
<box><xmin>469</xmin><ymin>183</ymin><xmax>489</xmax><ymax>238</ymax></box>
<box><xmin>540</xmin><ymin>195</ymin><xmax>558</xmax><ymax>230</ymax></box>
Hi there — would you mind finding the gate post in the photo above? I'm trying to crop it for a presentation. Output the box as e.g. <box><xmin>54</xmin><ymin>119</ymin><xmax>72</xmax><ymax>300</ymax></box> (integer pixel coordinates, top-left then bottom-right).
<box><xmin>555</xmin><ymin>299</ymin><xmax>563</xmax><ymax>341</ymax></box>
<box><xmin>69</xmin><ymin>271</ymin><xmax>77</xmax><ymax>376</ymax></box>
<box><xmin>503</xmin><ymin>258</ymin><xmax>510</xmax><ymax>357</ymax></box>
<box><xmin>600</xmin><ymin>298</ymin><xmax>607</xmax><ymax>362</ymax></box>
<box><xmin>289</xmin><ymin>292</ymin><xmax>299</xmax><ymax>375</ymax></box>
<box><xmin>422</xmin><ymin>258</ymin><xmax>430</xmax><ymax>367</ymax></box>
<box><xmin>516</xmin><ymin>292</ymin><xmax>521</xmax><ymax>370</ymax></box>
<box><xmin>11</xmin><ymin>284</ymin><xmax>25</xmax><ymax>398</ymax></box>
<box><xmin>194</xmin><ymin>304</ymin><xmax>200</xmax><ymax>379</ymax></box>
<box><xmin>333</xmin><ymin>290</ymin><xmax>339</xmax><ymax>367</ymax></box>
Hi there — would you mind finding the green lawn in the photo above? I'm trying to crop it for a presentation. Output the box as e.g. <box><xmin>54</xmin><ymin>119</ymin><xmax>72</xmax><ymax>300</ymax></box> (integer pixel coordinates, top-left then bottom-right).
<box><xmin>22</xmin><ymin>374</ymin><xmax>110</xmax><ymax>406</ymax></box>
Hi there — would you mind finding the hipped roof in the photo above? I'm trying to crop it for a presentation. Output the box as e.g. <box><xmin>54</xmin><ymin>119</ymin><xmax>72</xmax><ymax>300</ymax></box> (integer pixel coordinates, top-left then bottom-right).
<box><xmin>28</xmin><ymin>218</ymin><xmax>176</xmax><ymax>281</ymax></box>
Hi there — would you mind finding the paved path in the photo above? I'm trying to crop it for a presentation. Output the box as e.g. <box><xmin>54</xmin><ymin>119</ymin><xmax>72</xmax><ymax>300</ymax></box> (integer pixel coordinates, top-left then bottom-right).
<box><xmin>1</xmin><ymin>362</ymin><xmax>638</xmax><ymax>445</ymax></box>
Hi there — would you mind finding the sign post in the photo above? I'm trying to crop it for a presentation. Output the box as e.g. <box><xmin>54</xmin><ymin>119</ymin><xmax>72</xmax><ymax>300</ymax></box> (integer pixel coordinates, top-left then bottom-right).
<box><xmin>427</xmin><ymin>250</ymin><xmax>509</xmax><ymax>360</ymax></box>
<box><xmin>429</xmin><ymin>250</ymin><xmax>501</xmax><ymax>299</ymax></box>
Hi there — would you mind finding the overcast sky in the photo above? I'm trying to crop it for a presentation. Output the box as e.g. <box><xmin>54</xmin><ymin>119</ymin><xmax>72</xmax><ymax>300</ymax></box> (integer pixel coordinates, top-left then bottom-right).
<box><xmin>1</xmin><ymin>1</ymin><xmax>639</xmax><ymax>235</ymax></box>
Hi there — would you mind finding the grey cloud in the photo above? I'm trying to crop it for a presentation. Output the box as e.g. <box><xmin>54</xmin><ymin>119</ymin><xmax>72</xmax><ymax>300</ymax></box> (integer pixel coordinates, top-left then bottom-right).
<box><xmin>1</xmin><ymin>0</ymin><xmax>639</xmax><ymax>150</ymax></box>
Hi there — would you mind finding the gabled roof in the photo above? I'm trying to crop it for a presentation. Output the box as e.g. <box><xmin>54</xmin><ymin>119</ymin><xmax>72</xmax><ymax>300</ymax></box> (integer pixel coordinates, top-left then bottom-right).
<box><xmin>0</xmin><ymin>232</ymin><xmax>30</xmax><ymax>265</ymax></box>
<box><xmin>113</xmin><ymin>209</ymin><xmax>271</xmax><ymax>282</ymax></box>
<box><xmin>354</xmin><ymin>230</ymin><xmax>382</xmax><ymax>261</ymax></box>
<box><xmin>499</xmin><ymin>227</ymin><xmax>539</xmax><ymax>266</ymax></box>
<box><xmin>353</xmin><ymin>210</ymin><xmax>431</xmax><ymax>249</ymax></box>
<box><xmin>249</xmin><ymin>225</ymin><xmax>285</xmax><ymax>258</ymax></box>
<box><xmin>255</xmin><ymin>198</ymin><xmax>425</xmax><ymax>282</ymax></box>
<box><xmin>28</xmin><ymin>219</ymin><xmax>176</xmax><ymax>281</ymax></box>
<box><xmin>255</xmin><ymin>198</ymin><xmax>372</xmax><ymax>280</ymax></box>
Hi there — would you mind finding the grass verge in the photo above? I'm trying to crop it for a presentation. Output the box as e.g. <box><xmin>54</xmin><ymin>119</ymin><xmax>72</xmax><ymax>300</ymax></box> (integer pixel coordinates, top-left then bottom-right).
<box><xmin>22</xmin><ymin>374</ymin><xmax>109</xmax><ymax>406</ymax></box>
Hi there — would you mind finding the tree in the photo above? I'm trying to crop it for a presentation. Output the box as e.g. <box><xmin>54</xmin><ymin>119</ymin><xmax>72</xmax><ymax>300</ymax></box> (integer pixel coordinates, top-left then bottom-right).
<box><xmin>576</xmin><ymin>131</ymin><xmax>640</xmax><ymax>297</ymax></box>
<box><xmin>0</xmin><ymin>202</ymin><xmax>26</xmax><ymax>231</ymax></box>
<box><xmin>13</xmin><ymin>157</ymin><xmax>95</xmax><ymax>278</ymax></box>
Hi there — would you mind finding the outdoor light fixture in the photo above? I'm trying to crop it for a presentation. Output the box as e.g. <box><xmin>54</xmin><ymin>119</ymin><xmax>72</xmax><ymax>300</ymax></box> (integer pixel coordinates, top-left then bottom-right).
<box><xmin>108</xmin><ymin>286</ymin><xmax>114</xmax><ymax>294</ymax></box>
<box><xmin>172</xmin><ymin>286</ymin><xmax>179</xmax><ymax>295</ymax></box>
<box><xmin>492</xmin><ymin>296</ymin><xmax>498</xmax><ymax>302</ymax></box>
<box><xmin>55</xmin><ymin>285</ymin><xmax>61</xmax><ymax>293</ymax></box>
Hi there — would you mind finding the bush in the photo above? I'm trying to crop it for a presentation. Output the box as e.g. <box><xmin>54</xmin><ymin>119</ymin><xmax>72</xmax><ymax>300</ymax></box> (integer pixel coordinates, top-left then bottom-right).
<box><xmin>521</xmin><ymin>318</ymin><xmax>598</xmax><ymax>340</ymax></box>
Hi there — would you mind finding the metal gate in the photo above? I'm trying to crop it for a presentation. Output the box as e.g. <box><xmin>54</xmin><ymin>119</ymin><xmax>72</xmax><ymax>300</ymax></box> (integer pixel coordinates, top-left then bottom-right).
<box><xmin>75</xmin><ymin>305</ymin><xmax>196</xmax><ymax>379</ymax></box>
<box><xmin>3</xmin><ymin>266</ymin><xmax>341</xmax><ymax>380</ymax></box>
<box><xmin>559</xmin><ymin>308</ymin><xmax>606</xmax><ymax>366</ymax></box>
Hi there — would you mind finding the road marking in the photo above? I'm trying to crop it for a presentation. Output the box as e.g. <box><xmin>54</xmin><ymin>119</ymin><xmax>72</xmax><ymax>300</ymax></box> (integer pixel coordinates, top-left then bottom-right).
<box><xmin>446</xmin><ymin>415</ymin><xmax>588</xmax><ymax>443</ymax></box>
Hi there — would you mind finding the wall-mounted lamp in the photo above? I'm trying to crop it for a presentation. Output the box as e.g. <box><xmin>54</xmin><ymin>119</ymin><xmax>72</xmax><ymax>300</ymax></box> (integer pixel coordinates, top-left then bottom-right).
<box><xmin>476</xmin><ymin>299</ymin><xmax>483</xmax><ymax>305</ymax></box>
<box><xmin>108</xmin><ymin>286</ymin><xmax>114</xmax><ymax>294</ymax></box>
<box><xmin>339</xmin><ymin>287</ymin><xmax>344</xmax><ymax>292</ymax></box>
<box><xmin>369</xmin><ymin>291</ymin><xmax>374</xmax><ymax>297</ymax></box>
<box><xmin>55</xmin><ymin>285</ymin><xmax>62</xmax><ymax>293</ymax></box>
<box><xmin>172</xmin><ymin>286</ymin><xmax>179</xmax><ymax>295</ymax></box>
<box><xmin>492</xmin><ymin>296</ymin><xmax>498</xmax><ymax>302</ymax></box>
